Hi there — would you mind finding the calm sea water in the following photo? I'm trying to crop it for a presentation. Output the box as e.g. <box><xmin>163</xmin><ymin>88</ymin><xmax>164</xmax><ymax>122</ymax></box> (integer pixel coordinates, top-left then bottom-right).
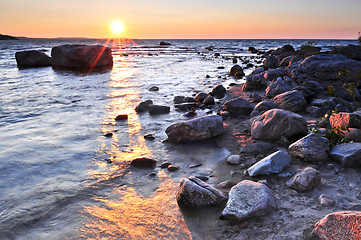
<box><xmin>0</xmin><ymin>38</ymin><xmax>357</xmax><ymax>239</ymax></box>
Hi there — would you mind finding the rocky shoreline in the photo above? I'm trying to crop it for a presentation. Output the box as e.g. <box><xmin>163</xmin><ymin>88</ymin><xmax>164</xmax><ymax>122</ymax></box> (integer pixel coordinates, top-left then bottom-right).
<box><xmin>132</xmin><ymin>42</ymin><xmax>361</xmax><ymax>239</ymax></box>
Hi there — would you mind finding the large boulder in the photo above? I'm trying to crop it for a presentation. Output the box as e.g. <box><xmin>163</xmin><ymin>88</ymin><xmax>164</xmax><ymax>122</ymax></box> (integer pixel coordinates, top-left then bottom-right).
<box><xmin>273</xmin><ymin>90</ymin><xmax>307</xmax><ymax>113</ymax></box>
<box><xmin>329</xmin><ymin>112</ymin><xmax>361</xmax><ymax>129</ymax></box>
<box><xmin>15</xmin><ymin>50</ymin><xmax>51</xmax><ymax>68</ymax></box>
<box><xmin>166</xmin><ymin>115</ymin><xmax>223</xmax><ymax>143</ymax></box>
<box><xmin>287</xmin><ymin>167</ymin><xmax>321</xmax><ymax>192</ymax></box>
<box><xmin>224</xmin><ymin>97</ymin><xmax>253</xmax><ymax>116</ymax></box>
<box><xmin>221</xmin><ymin>180</ymin><xmax>276</xmax><ymax>221</ymax></box>
<box><xmin>330</xmin><ymin>142</ymin><xmax>361</xmax><ymax>167</ymax></box>
<box><xmin>288</xmin><ymin>133</ymin><xmax>330</xmax><ymax>162</ymax></box>
<box><xmin>331</xmin><ymin>44</ymin><xmax>361</xmax><ymax>61</ymax></box>
<box><xmin>286</xmin><ymin>54</ymin><xmax>361</xmax><ymax>86</ymax></box>
<box><xmin>251</xmin><ymin>101</ymin><xmax>280</xmax><ymax>117</ymax></box>
<box><xmin>251</xmin><ymin>109</ymin><xmax>308</xmax><ymax>140</ymax></box>
<box><xmin>176</xmin><ymin>176</ymin><xmax>227</xmax><ymax>207</ymax></box>
<box><xmin>265</xmin><ymin>77</ymin><xmax>294</xmax><ymax>98</ymax></box>
<box><xmin>313</xmin><ymin>211</ymin><xmax>361</xmax><ymax>240</ymax></box>
<box><xmin>51</xmin><ymin>44</ymin><xmax>113</xmax><ymax>70</ymax></box>
<box><xmin>247</xmin><ymin>150</ymin><xmax>291</xmax><ymax>177</ymax></box>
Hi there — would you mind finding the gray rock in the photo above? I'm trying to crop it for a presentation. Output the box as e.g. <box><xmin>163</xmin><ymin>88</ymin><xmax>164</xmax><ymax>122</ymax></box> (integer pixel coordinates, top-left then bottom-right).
<box><xmin>329</xmin><ymin>112</ymin><xmax>361</xmax><ymax>129</ymax></box>
<box><xmin>250</xmin><ymin>93</ymin><xmax>262</xmax><ymax>103</ymax></box>
<box><xmin>330</xmin><ymin>142</ymin><xmax>361</xmax><ymax>167</ymax></box>
<box><xmin>265</xmin><ymin>77</ymin><xmax>294</xmax><ymax>98</ymax></box>
<box><xmin>273</xmin><ymin>90</ymin><xmax>307</xmax><ymax>112</ymax></box>
<box><xmin>343</xmin><ymin>128</ymin><xmax>361</xmax><ymax>142</ymax></box>
<box><xmin>313</xmin><ymin>211</ymin><xmax>361</xmax><ymax>240</ymax></box>
<box><xmin>148</xmin><ymin>105</ymin><xmax>170</xmax><ymax>115</ymax></box>
<box><xmin>289</xmin><ymin>55</ymin><xmax>303</xmax><ymax>65</ymax></box>
<box><xmin>242</xmin><ymin>73</ymin><xmax>268</xmax><ymax>91</ymax></box>
<box><xmin>239</xmin><ymin>141</ymin><xmax>275</xmax><ymax>154</ymax></box>
<box><xmin>174</xmin><ymin>96</ymin><xmax>186</xmax><ymax>104</ymax></box>
<box><xmin>149</xmin><ymin>86</ymin><xmax>159</xmax><ymax>91</ymax></box>
<box><xmin>252</xmin><ymin>67</ymin><xmax>265</xmax><ymax>75</ymax></box>
<box><xmin>224</xmin><ymin>97</ymin><xmax>253</xmax><ymax>116</ymax></box>
<box><xmin>176</xmin><ymin>176</ymin><xmax>227</xmax><ymax>207</ymax></box>
<box><xmin>287</xmin><ymin>167</ymin><xmax>321</xmax><ymax>192</ymax></box>
<box><xmin>247</xmin><ymin>150</ymin><xmax>291</xmax><ymax>177</ymax></box>
<box><xmin>286</xmin><ymin>54</ymin><xmax>361</xmax><ymax>86</ymax></box>
<box><xmin>221</xmin><ymin>180</ymin><xmax>276</xmax><ymax>221</ymax></box>
<box><xmin>264</xmin><ymin>55</ymin><xmax>280</xmax><ymax>69</ymax></box>
<box><xmin>15</xmin><ymin>50</ymin><xmax>52</xmax><ymax>68</ymax></box>
<box><xmin>166</xmin><ymin>115</ymin><xmax>223</xmax><ymax>143</ymax></box>
<box><xmin>288</xmin><ymin>133</ymin><xmax>330</xmax><ymax>162</ymax></box>
<box><xmin>318</xmin><ymin>194</ymin><xmax>335</xmax><ymax>207</ymax></box>
<box><xmin>263</xmin><ymin>68</ymin><xmax>285</xmax><ymax>81</ymax></box>
<box><xmin>251</xmin><ymin>109</ymin><xmax>308</xmax><ymax>140</ymax></box>
<box><xmin>251</xmin><ymin>101</ymin><xmax>280</xmax><ymax>117</ymax></box>
<box><xmin>330</xmin><ymin>44</ymin><xmax>361</xmax><ymax>61</ymax></box>
<box><xmin>226</xmin><ymin>155</ymin><xmax>241</xmax><ymax>165</ymax></box>
<box><xmin>51</xmin><ymin>44</ymin><xmax>113</xmax><ymax>70</ymax></box>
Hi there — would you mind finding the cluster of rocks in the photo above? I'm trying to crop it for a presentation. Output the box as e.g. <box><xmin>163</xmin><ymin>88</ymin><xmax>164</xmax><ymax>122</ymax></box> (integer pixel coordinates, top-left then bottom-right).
<box><xmin>15</xmin><ymin>44</ymin><xmax>113</xmax><ymax>71</ymax></box>
<box><xmin>162</xmin><ymin>43</ymin><xmax>361</xmax><ymax>239</ymax></box>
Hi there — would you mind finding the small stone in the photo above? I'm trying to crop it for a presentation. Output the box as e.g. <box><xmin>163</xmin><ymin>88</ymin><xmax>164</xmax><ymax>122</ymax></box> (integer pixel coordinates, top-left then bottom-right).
<box><xmin>148</xmin><ymin>172</ymin><xmax>157</xmax><ymax>177</ymax></box>
<box><xmin>130</xmin><ymin>157</ymin><xmax>157</xmax><ymax>169</ymax></box>
<box><xmin>168</xmin><ymin>164</ymin><xmax>180</xmax><ymax>171</ymax></box>
<box><xmin>144</xmin><ymin>134</ymin><xmax>155</xmax><ymax>140</ymax></box>
<box><xmin>104</xmin><ymin>132</ymin><xmax>113</xmax><ymax>138</ymax></box>
<box><xmin>203</xmin><ymin>95</ymin><xmax>215</xmax><ymax>106</ymax></box>
<box><xmin>319</xmin><ymin>194</ymin><xmax>335</xmax><ymax>207</ymax></box>
<box><xmin>247</xmin><ymin>150</ymin><xmax>291</xmax><ymax>177</ymax></box>
<box><xmin>217</xmin><ymin>181</ymin><xmax>235</xmax><ymax>189</ymax></box>
<box><xmin>189</xmin><ymin>164</ymin><xmax>202</xmax><ymax>168</ymax></box>
<box><xmin>226</xmin><ymin>155</ymin><xmax>241</xmax><ymax>165</ymax></box>
<box><xmin>160</xmin><ymin>162</ymin><xmax>171</xmax><ymax>169</ymax></box>
<box><xmin>115</xmin><ymin>114</ymin><xmax>128</xmax><ymax>121</ymax></box>
<box><xmin>149</xmin><ymin>86</ymin><xmax>160</xmax><ymax>91</ymax></box>
<box><xmin>205</xmin><ymin>74</ymin><xmax>211</xmax><ymax>78</ymax></box>
<box><xmin>287</xmin><ymin>167</ymin><xmax>321</xmax><ymax>192</ymax></box>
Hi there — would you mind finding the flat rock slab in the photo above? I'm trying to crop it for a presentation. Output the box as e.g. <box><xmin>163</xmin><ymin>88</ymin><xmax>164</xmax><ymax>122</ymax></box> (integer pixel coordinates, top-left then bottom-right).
<box><xmin>330</xmin><ymin>142</ymin><xmax>361</xmax><ymax>167</ymax></box>
<box><xmin>221</xmin><ymin>180</ymin><xmax>276</xmax><ymax>221</ymax></box>
<box><xmin>287</xmin><ymin>167</ymin><xmax>321</xmax><ymax>192</ymax></box>
<box><xmin>251</xmin><ymin>109</ymin><xmax>308</xmax><ymax>140</ymax></box>
<box><xmin>176</xmin><ymin>176</ymin><xmax>227</xmax><ymax>207</ymax></box>
<box><xmin>166</xmin><ymin>115</ymin><xmax>223</xmax><ymax>143</ymax></box>
<box><xmin>313</xmin><ymin>211</ymin><xmax>361</xmax><ymax>240</ymax></box>
<box><xmin>247</xmin><ymin>150</ymin><xmax>291</xmax><ymax>177</ymax></box>
<box><xmin>289</xmin><ymin>133</ymin><xmax>330</xmax><ymax>162</ymax></box>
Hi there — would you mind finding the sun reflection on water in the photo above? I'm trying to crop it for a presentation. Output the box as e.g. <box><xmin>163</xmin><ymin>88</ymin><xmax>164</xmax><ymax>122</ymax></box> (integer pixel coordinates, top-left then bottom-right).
<box><xmin>81</xmin><ymin>43</ymin><xmax>192</xmax><ymax>239</ymax></box>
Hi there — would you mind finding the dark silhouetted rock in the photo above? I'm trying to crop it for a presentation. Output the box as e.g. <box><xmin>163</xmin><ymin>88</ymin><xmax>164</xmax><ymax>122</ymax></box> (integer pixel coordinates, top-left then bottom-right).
<box><xmin>287</xmin><ymin>167</ymin><xmax>321</xmax><ymax>192</ymax></box>
<box><xmin>174</xmin><ymin>96</ymin><xmax>186</xmax><ymax>104</ymax></box>
<box><xmin>331</xmin><ymin>44</ymin><xmax>361</xmax><ymax>61</ymax></box>
<box><xmin>149</xmin><ymin>105</ymin><xmax>170</xmax><ymax>115</ymax></box>
<box><xmin>228</xmin><ymin>65</ymin><xmax>245</xmax><ymax>78</ymax></box>
<box><xmin>175</xmin><ymin>102</ymin><xmax>196</xmax><ymax>111</ymax></box>
<box><xmin>221</xmin><ymin>180</ymin><xmax>276</xmax><ymax>221</ymax></box>
<box><xmin>203</xmin><ymin>95</ymin><xmax>215</xmax><ymax>106</ymax></box>
<box><xmin>160</xmin><ymin>41</ymin><xmax>171</xmax><ymax>46</ymax></box>
<box><xmin>273</xmin><ymin>90</ymin><xmax>307</xmax><ymax>112</ymax></box>
<box><xmin>131</xmin><ymin>157</ymin><xmax>157</xmax><ymax>168</ymax></box>
<box><xmin>51</xmin><ymin>44</ymin><xmax>113</xmax><ymax>70</ymax></box>
<box><xmin>195</xmin><ymin>92</ymin><xmax>209</xmax><ymax>103</ymax></box>
<box><xmin>313</xmin><ymin>211</ymin><xmax>361</xmax><ymax>240</ymax></box>
<box><xmin>135</xmin><ymin>100</ymin><xmax>153</xmax><ymax>113</ymax></box>
<box><xmin>289</xmin><ymin>133</ymin><xmax>330</xmax><ymax>162</ymax></box>
<box><xmin>264</xmin><ymin>68</ymin><xmax>285</xmax><ymax>81</ymax></box>
<box><xmin>248</xmin><ymin>47</ymin><xmax>258</xmax><ymax>53</ymax></box>
<box><xmin>115</xmin><ymin>114</ymin><xmax>128</xmax><ymax>121</ymax></box>
<box><xmin>251</xmin><ymin>109</ymin><xmax>308</xmax><ymax>140</ymax></box>
<box><xmin>247</xmin><ymin>150</ymin><xmax>291</xmax><ymax>177</ymax></box>
<box><xmin>242</xmin><ymin>73</ymin><xmax>268</xmax><ymax>91</ymax></box>
<box><xmin>15</xmin><ymin>50</ymin><xmax>51</xmax><ymax>68</ymax></box>
<box><xmin>210</xmin><ymin>85</ymin><xmax>227</xmax><ymax>98</ymax></box>
<box><xmin>330</xmin><ymin>142</ymin><xmax>361</xmax><ymax>167</ymax></box>
<box><xmin>176</xmin><ymin>176</ymin><xmax>227</xmax><ymax>207</ymax></box>
<box><xmin>224</xmin><ymin>97</ymin><xmax>253</xmax><ymax>116</ymax></box>
<box><xmin>166</xmin><ymin>115</ymin><xmax>223</xmax><ymax>143</ymax></box>
<box><xmin>149</xmin><ymin>86</ymin><xmax>159</xmax><ymax>91</ymax></box>
<box><xmin>264</xmin><ymin>55</ymin><xmax>280</xmax><ymax>69</ymax></box>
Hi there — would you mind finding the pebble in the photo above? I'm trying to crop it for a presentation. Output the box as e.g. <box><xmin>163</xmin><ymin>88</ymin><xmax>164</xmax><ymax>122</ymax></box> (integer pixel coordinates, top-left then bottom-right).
<box><xmin>189</xmin><ymin>163</ymin><xmax>202</xmax><ymax>168</ymax></box>
<box><xmin>160</xmin><ymin>161</ymin><xmax>171</xmax><ymax>169</ymax></box>
<box><xmin>149</xmin><ymin>86</ymin><xmax>159</xmax><ymax>91</ymax></box>
<box><xmin>144</xmin><ymin>134</ymin><xmax>155</xmax><ymax>140</ymax></box>
<box><xmin>168</xmin><ymin>164</ymin><xmax>180</xmax><ymax>171</ymax></box>
<box><xmin>319</xmin><ymin>194</ymin><xmax>335</xmax><ymax>207</ymax></box>
<box><xmin>226</xmin><ymin>155</ymin><xmax>241</xmax><ymax>165</ymax></box>
<box><xmin>104</xmin><ymin>132</ymin><xmax>113</xmax><ymax>138</ymax></box>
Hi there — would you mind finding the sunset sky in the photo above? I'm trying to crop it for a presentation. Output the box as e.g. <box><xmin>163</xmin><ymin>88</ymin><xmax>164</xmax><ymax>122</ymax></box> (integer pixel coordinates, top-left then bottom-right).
<box><xmin>1</xmin><ymin>0</ymin><xmax>360</xmax><ymax>39</ymax></box>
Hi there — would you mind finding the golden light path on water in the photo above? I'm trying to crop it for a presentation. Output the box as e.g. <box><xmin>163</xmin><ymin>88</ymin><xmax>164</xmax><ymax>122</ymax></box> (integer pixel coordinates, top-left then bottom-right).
<box><xmin>81</xmin><ymin>46</ymin><xmax>192</xmax><ymax>239</ymax></box>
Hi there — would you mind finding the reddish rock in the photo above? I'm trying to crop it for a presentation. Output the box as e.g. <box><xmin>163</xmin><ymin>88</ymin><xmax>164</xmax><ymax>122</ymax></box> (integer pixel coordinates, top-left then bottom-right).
<box><xmin>313</xmin><ymin>211</ymin><xmax>361</xmax><ymax>240</ymax></box>
<box><xmin>329</xmin><ymin>112</ymin><xmax>361</xmax><ymax>129</ymax></box>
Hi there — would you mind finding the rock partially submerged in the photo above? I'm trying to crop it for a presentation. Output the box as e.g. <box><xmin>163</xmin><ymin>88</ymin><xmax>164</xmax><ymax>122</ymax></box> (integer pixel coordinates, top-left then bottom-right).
<box><xmin>251</xmin><ymin>109</ymin><xmax>308</xmax><ymax>140</ymax></box>
<box><xmin>15</xmin><ymin>50</ymin><xmax>51</xmax><ymax>68</ymax></box>
<box><xmin>247</xmin><ymin>150</ymin><xmax>291</xmax><ymax>177</ymax></box>
<box><xmin>130</xmin><ymin>157</ymin><xmax>157</xmax><ymax>169</ymax></box>
<box><xmin>313</xmin><ymin>211</ymin><xmax>361</xmax><ymax>240</ymax></box>
<box><xmin>166</xmin><ymin>115</ymin><xmax>223</xmax><ymax>143</ymax></box>
<box><xmin>221</xmin><ymin>180</ymin><xmax>276</xmax><ymax>221</ymax></box>
<box><xmin>288</xmin><ymin>133</ymin><xmax>330</xmax><ymax>162</ymax></box>
<box><xmin>176</xmin><ymin>176</ymin><xmax>227</xmax><ymax>207</ymax></box>
<box><xmin>51</xmin><ymin>44</ymin><xmax>113</xmax><ymax>71</ymax></box>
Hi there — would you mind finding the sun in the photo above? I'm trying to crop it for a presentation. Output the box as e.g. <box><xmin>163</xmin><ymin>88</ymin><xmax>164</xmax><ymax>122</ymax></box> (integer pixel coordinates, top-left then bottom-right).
<box><xmin>110</xmin><ymin>20</ymin><xmax>125</xmax><ymax>35</ymax></box>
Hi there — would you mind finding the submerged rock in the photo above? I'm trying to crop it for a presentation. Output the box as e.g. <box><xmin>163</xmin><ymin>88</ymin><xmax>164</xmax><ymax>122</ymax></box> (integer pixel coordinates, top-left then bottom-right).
<box><xmin>135</xmin><ymin>100</ymin><xmax>153</xmax><ymax>113</ymax></box>
<box><xmin>330</xmin><ymin>142</ymin><xmax>361</xmax><ymax>167</ymax></box>
<box><xmin>148</xmin><ymin>105</ymin><xmax>170</xmax><ymax>115</ymax></box>
<box><xmin>247</xmin><ymin>150</ymin><xmax>291</xmax><ymax>177</ymax></box>
<box><xmin>165</xmin><ymin>115</ymin><xmax>223</xmax><ymax>143</ymax></box>
<box><xmin>15</xmin><ymin>50</ymin><xmax>51</xmax><ymax>68</ymax></box>
<box><xmin>51</xmin><ymin>44</ymin><xmax>113</xmax><ymax>70</ymax></box>
<box><xmin>176</xmin><ymin>176</ymin><xmax>227</xmax><ymax>207</ymax></box>
<box><xmin>251</xmin><ymin>109</ymin><xmax>308</xmax><ymax>140</ymax></box>
<box><xmin>313</xmin><ymin>211</ymin><xmax>361</xmax><ymax>240</ymax></box>
<box><xmin>288</xmin><ymin>133</ymin><xmax>330</xmax><ymax>162</ymax></box>
<box><xmin>287</xmin><ymin>167</ymin><xmax>321</xmax><ymax>192</ymax></box>
<box><xmin>221</xmin><ymin>180</ymin><xmax>276</xmax><ymax>221</ymax></box>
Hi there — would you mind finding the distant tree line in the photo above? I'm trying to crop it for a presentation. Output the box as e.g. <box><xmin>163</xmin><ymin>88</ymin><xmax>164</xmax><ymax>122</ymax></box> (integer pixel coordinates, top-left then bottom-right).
<box><xmin>0</xmin><ymin>34</ymin><xmax>18</xmax><ymax>40</ymax></box>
